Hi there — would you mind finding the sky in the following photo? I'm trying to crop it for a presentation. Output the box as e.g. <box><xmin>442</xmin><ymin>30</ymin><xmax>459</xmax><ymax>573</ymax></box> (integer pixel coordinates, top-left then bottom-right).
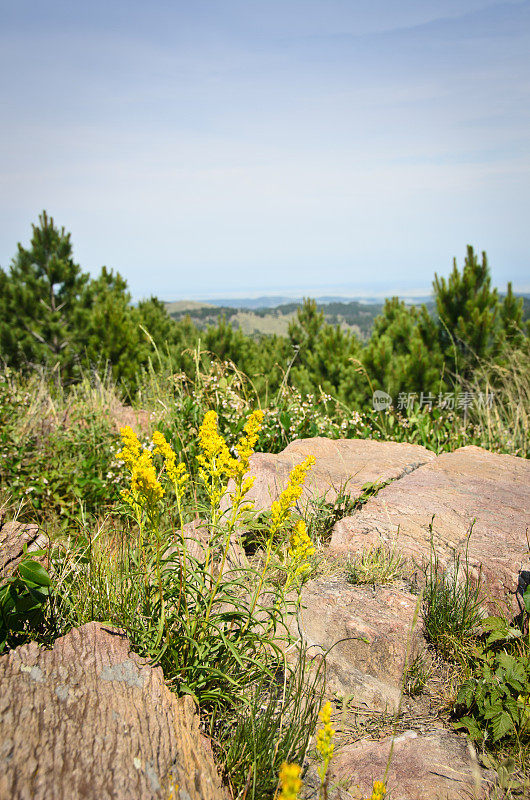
<box><xmin>0</xmin><ymin>0</ymin><xmax>529</xmax><ymax>300</ymax></box>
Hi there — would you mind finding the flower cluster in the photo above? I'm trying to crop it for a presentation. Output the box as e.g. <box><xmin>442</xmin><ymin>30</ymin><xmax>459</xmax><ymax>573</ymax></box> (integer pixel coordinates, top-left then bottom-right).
<box><xmin>270</xmin><ymin>455</ymin><xmax>315</xmax><ymax>535</ymax></box>
<box><xmin>198</xmin><ymin>410</ymin><xmax>236</xmax><ymax>475</ymax></box>
<box><xmin>235</xmin><ymin>409</ymin><xmax>264</xmax><ymax>477</ymax></box>
<box><xmin>316</xmin><ymin>701</ymin><xmax>335</xmax><ymax>785</ymax></box>
<box><xmin>152</xmin><ymin>431</ymin><xmax>189</xmax><ymax>491</ymax></box>
<box><xmin>288</xmin><ymin>519</ymin><xmax>315</xmax><ymax>579</ymax></box>
<box><xmin>118</xmin><ymin>426</ymin><xmax>164</xmax><ymax>508</ymax></box>
<box><xmin>276</xmin><ymin>762</ymin><xmax>302</xmax><ymax>800</ymax></box>
<box><xmin>117</xmin><ymin>425</ymin><xmax>142</xmax><ymax>470</ymax></box>
<box><xmin>363</xmin><ymin>780</ymin><xmax>386</xmax><ymax>800</ymax></box>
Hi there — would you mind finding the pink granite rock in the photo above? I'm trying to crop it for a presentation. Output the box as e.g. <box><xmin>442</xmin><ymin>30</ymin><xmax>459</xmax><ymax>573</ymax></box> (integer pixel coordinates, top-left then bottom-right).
<box><xmin>228</xmin><ymin>437</ymin><xmax>434</xmax><ymax>513</ymax></box>
<box><xmin>330</xmin><ymin>446</ymin><xmax>530</xmax><ymax>614</ymax></box>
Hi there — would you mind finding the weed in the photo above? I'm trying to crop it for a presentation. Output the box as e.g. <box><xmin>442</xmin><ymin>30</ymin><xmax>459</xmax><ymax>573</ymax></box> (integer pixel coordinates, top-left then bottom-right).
<box><xmin>346</xmin><ymin>542</ymin><xmax>407</xmax><ymax>586</ymax></box>
<box><xmin>422</xmin><ymin>527</ymin><xmax>484</xmax><ymax>662</ymax></box>
<box><xmin>0</xmin><ymin>545</ymin><xmax>54</xmax><ymax>651</ymax></box>
<box><xmin>404</xmin><ymin>650</ymin><xmax>434</xmax><ymax>696</ymax></box>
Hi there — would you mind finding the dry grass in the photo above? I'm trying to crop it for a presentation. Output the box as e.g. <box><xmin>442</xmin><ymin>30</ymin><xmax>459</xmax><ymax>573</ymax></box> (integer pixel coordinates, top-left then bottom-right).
<box><xmin>468</xmin><ymin>345</ymin><xmax>530</xmax><ymax>458</ymax></box>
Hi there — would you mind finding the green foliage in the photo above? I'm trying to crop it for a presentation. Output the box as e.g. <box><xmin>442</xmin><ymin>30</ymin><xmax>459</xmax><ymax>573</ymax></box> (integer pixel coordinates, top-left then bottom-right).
<box><xmin>453</xmin><ymin>616</ymin><xmax>530</xmax><ymax>747</ymax></box>
<box><xmin>0</xmin><ymin>211</ymin><xmax>90</xmax><ymax>376</ymax></box>
<box><xmin>0</xmin><ymin>547</ymin><xmax>53</xmax><ymax>652</ymax></box>
<box><xmin>433</xmin><ymin>246</ymin><xmax>524</xmax><ymax>379</ymax></box>
<box><xmin>0</xmin><ymin>212</ymin><xmax>150</xmax><ymax>387</ymax></box>
<box><xmin>0</xmin><ymin>370</ymin><xmax>119</xmax><ymax>522</ymax></box>
<box><xmin>288</xmin><ymin>299</ymin><xmax>362</xmax><ymax>402</ymax></box>
<box><xmin>422</xmin><ymin>530</ymin><xmax>484</xmax><ymax>661</ymax></box>
<box><xmin>362</xmin><ymin>298</ymin><xmax>444</xmax><ymax>399</ymax></box>
<box><xmin>303</xmin><ymin>482</ymin><xmax>366</xmax><ymax>546</ymax></box>
<box><xmin>215</xmin><ymin>644</ymin><xmax>323</xmax><ymax>798</ymax></box>
<box><xmin>345</xmin><ymin>541</ymin><xmax>406</xmax><ymax>586</ymax></box>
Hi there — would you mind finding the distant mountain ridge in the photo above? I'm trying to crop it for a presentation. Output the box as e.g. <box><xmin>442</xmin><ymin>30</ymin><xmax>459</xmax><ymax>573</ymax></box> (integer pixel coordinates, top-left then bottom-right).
<box><xmin>164</xmin><ymin>293</ymin><xmax>529</xmax><ymax>340</ymax></box>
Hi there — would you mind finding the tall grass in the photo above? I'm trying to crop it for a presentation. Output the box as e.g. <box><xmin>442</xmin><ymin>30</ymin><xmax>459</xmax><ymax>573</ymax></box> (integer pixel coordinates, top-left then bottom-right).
<box><xmin>467</xmin><ymin>345</ymin><xmax>530</xmax><ymax>458</ymax></box>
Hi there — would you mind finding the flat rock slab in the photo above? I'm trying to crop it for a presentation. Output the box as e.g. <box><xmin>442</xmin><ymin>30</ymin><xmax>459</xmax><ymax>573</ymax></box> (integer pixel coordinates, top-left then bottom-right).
<box><xmin>238</xmin><ymin>438</ymin><xmax>434</xmax><ymax>512</ymax></box>
<box><xmin>0</xmin><ymin>622</ymin><xmax>227</xmax><ymax>800</ymax></box>
<box><xmin>0</xmin><ymin>520</ymin><xmax>47</xmax><ymax>581</ymax></box>
<box><xmin>305</xmin><ymin>730</ymin><xmax>486</xmax><ymax>800</ymax></box>
<box><xmin>331</xmin><ymin>446</ymin><xmax>530</xmax><ymax>614</ymax></box>
<box><xmin>292</xmin><ymin>577</ymin><xmax>424</xmax><ymax>710</ymax></box>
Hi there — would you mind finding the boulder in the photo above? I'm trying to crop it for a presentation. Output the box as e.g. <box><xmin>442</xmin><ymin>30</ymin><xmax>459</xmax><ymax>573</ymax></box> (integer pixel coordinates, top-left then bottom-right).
<box><xmin>232</xmin><ymin>437</ymin><xmax>434</xmax><ymax>513</ymax></box>
<box><xmin>0</xmin><ymin>622</ymin><xmax>227</xmax><ymax>800</ymax></box>
<box><xmin>303</xmin><ymin>729</ymin><xmax>487</xmax><ymax>799</ymax></box>
<box><xmin>291</xmin><ymin>577</ymin><xmax>424</xmax><ymax>710</ymax></box>
<box><xmin>0</xmin><ymin>520</ymin><xmax>47</xmax><ymax>581</ymax></box>
<box><xmin>330</xmin><ymin>446</ymin><xmax>530</xmax><ymax>614</ymax></box>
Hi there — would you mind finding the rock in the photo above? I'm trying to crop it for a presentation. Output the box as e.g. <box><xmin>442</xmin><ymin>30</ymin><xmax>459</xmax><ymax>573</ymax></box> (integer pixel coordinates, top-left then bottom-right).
<box><xmin>330</xmin><ymin>446</ymin><xmax>530</xmax><ymax>614</ymax></box>
<box><xmin>232</xmin><ymin>438</ymin><xmax>434</xmax><ymax>513</ymax></box>
<box><xmin>111</xmin><ymin>403</ymin><xmax>153</xmax><ymax>435</ymax></box>
<box><xmin>291</xmin><ymin>577</ymin><xmax>424</xmax><ymax>710</ymax></box>
<box><xmin>304</xmin><ymin>729</ymin><xmax>486</xmax><ymax>800</ymax></box>
<box><xmin>0</xmin><ymin>622</ymin><xmax>227</xmax><ymax>800</ymax></box>
<box><xmin>0</xmin><ymin>520</ymin><xmax>47</xmax><ymax>582</ymax></box>
<box><xmin>314</xmin><ymin>730</ymin><xmax>485</xmax><ymax>800</ymax></box>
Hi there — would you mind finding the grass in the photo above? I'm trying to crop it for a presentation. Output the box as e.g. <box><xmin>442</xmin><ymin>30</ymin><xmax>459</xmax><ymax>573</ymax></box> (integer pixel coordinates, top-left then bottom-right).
<box><xmin>422</xmin><ymin>527</ymin><xmax>484</xmax><ymax>663</ymax></box>
<box><xmin>345</xmin><ymin>542</ymin><xmax>407</xmax><ymax>586</ymax></box>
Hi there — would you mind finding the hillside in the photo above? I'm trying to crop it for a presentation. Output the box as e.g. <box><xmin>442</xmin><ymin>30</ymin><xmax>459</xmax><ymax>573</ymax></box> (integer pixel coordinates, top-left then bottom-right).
<box><xmin>165</xmin><ymin>298</ymin><xmax>387</xmax><ymax>339</ymax></box>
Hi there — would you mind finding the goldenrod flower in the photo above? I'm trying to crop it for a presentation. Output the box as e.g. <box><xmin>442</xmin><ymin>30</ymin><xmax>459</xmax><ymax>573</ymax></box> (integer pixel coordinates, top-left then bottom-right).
<box><xmin>316</xmin><ymin>701</ymin><xmax>335</xmax><ymax>785</ymax></box>
<box><xmin>131</xmin><ymin>450</ymin><xmax>165</xmax><ymax>504</ymax></box>
<box><xmin>276</xmin><ymin>762</ymin><xmax>302</xmax><ymax>800</ymax></box>
<box><xmin>153</xmin><ymin>430</ymin><xmax>189</xmax><ymax>489</ymax></box>
<box><xmin>234</xmin><ymin>409</ymin><xmax>264</xmax><ymax>476</ymax></box>
<box><xmin>198</xmin><ymin>410</ymin><xmax>236</xmax><ymax>476</ymax></box>
<box><xmin>117</xmin><ymin>425</ymin><xmax>142</xmax><ymax>470</ymax></box>
<box><xmin>288</xmin><ymin>519</ymin><xmax>315</xmax><ymax>579</ymax></box>
<box><xmin>363</xmin><ymin>779</ymin><xmax>387</xmax><ymax>800</ymax></box>
<box><xmin>118</xmin><ymin>426</ymin><xmax>164</xmax><ymax>510</ymax></box>
<box><xmin>270</xmin><ymin>455</ymin><xmax>315</xmax><ymax>534</ymax></box>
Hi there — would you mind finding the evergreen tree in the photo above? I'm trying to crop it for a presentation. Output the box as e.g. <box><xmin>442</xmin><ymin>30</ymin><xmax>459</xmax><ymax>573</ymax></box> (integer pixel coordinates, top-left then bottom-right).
<box><xmin>432</xmin><ymin>246</ymin><xmax>524</xmax><ymax>378</ymax></box>
<box><xmin>0</xmin><ymin>211</ymin><xmax>90</xmax><ymax>375</ymax></box>
<box><xmin>363</xmin><ymin>298</ymin><xmax>444</xmax><ymax>400</ymax></box>
<box><xmin>81</xmin><ymin>267</ymin><xmax>144</xmax><ymax>387</ymax></box>
<box><xmin>288</xmin><ymin>299</ymin><xmax>361</xmax><ymax>400</ymax></box>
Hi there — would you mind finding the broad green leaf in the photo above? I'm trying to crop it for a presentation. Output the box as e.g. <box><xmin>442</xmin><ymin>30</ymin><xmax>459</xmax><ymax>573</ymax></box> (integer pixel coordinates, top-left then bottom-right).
<box><xmin>18</xmin><ymin>560</ymin><xmax>51</xmax><ymax>587</ymax></box>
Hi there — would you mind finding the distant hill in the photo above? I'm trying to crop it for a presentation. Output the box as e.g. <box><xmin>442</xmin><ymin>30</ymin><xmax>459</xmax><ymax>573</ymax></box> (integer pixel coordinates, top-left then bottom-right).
<box><xmin>165</xmin><ymin>298</ymin><xmax>386</xmax><ymax>339</ymax></box>
<box><xmin>164</xmin><ymin>293</ymin><xmax>529</xmax><ymax>340</ymax></box>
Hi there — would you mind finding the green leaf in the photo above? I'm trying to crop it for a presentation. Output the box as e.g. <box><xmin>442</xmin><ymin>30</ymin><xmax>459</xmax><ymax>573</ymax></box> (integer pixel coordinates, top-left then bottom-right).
<box><xmin>490</xmin><ymin>710</ymin><xmax>516</xmax><ymax>742</ymax></box>
<box><xmin>18</xmin><ymin>560</ymin><xmax>51</xmax><ymax>587</ymax></box>
<box><xmin>453</xmin><ymin>716</ymin><xmax>482</xmax><ymax>741</ymax></box>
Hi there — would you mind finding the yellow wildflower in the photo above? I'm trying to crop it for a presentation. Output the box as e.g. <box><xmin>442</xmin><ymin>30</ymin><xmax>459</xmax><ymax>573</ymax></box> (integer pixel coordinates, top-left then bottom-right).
<box><xmin>117</xmin><ymin>425</ymin><xmax>142</xmax><ymax>470</ymax></box>
<box><xmin>288</xmin><ymin>519</ymin><xmax>315</xmax><ymax>578</ymax></box>
<box><xmin>118</xmin><ymin>427</ymin><xmax>164</xmax><ymax>508</ymax></box>
<box><xmin>316</xmin><ymin>701</ymin><xmax>335</xmax><ymax>785</ymax></box>
<box><xmin>276</xmin><ymin>762</ymin><xmax>302</xmax><ymax>800</ymax></box>
<box><xmin>270</xmin><ymin>455</ymin><xmax>315</xmax><ymax>534</ymax></box>
<box><xmin>363</xmin><ymin>779</ymin><xmax>387</xmax><ymax>800</ymax></box>
<box><xmin>131</xmin><ymin>450</ymin><xmax>165</xmax><ymax>504</ymax></box>
<box><xmin>234</xmin><ymin>409</ymin><xmax>264</xmax><ymax>477</ymax></box>
<box><xmin>198</xmin><ymin>410</ymin><xmax>236</xmax><ymax>473</ymax></box>
<box><xmin>152</xmin><ymin>430</ymin><xmax>189</xmax><ymax>489</ymax></box>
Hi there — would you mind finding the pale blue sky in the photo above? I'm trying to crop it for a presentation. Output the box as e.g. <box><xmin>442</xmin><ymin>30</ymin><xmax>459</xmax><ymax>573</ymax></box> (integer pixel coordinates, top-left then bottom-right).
<box><xmin>1</xmin><ymin>1</ymin><xmax>529</xmax><ymax>299</ymax></box>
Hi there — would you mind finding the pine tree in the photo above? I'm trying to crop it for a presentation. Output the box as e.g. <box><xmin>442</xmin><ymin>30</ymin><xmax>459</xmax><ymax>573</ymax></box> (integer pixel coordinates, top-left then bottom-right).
<box><xmin>0</xmin><ymin>211</ymin><xmax>90</xmax><ymax>374</ymax></box>
<box><xmin>432</xmin><ymin>246</ymin><xmax>524</xmax><ymax>378</ymax></box>
<box><xmin>363</xmin><ymin>298</ymin><xmax>444</xmax><ymax>400</ymax></box>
